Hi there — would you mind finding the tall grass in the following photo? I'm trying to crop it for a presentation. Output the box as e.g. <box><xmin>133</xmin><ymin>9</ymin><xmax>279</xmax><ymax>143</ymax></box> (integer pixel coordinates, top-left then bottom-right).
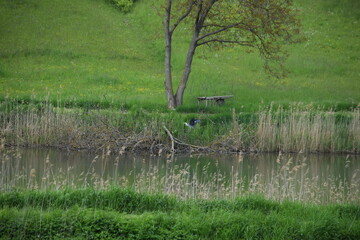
<box><xmin>1</xmin><ymin>150</ymin><xmax>359</xmax><ymax>237</ymax></box>
<box><xmin>1</xmin><ymin>99</ymin><xmax>359</xmax><ymax>153</ymax></box>
<box><xmin>131</xmin><ymin>154</ymin><xmax>360</xmax><ymax>203</ymax></box>
<box><xmin>1</xmin><ymin>148</ymin><xmax>359</xmax><ymax>204</ymax></box>
<box><xmin>252</xmin><ymin>105</ymin><xmax>360</xmax><ymax>153</ymax></box>
<box><xmin>0</xmin><ymin>188</ymin><xmax>359</xmax><ymax>239</ymax></box>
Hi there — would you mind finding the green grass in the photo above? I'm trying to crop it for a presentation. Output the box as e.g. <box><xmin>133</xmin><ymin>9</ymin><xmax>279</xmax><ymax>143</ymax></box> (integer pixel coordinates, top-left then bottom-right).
<box><xmin>0</xmin><ymin>0</ymin><xmax>359</xmax><ymax>113</ymax></box>
<box><xmin>0</xmin><ymin>2</ymin><xmax>359</xmax><ymax>237</ymax></box>
<box><xmin>0</xmin><ymin>188</ymin><xmax>359</xmax><ymax>239</ymax></box>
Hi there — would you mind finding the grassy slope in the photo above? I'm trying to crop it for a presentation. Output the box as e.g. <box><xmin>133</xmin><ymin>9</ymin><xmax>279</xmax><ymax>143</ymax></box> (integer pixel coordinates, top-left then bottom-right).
<box><xmin>0</xmin><ymin>189</ymin><xmax>359</xmax><ymax>239</ymax></box>
<box><xmin>0</xmin><ymin>0</ymin><xmax>359</xmax><ymax>112</ymax></box>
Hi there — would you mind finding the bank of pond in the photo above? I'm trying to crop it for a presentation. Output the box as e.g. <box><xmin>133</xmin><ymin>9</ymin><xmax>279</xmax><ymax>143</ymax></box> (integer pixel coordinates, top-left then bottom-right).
<box><xmin>0</xmin><ymin>100</ymin><xmax>359</xmax><ymax>154</ymax></box>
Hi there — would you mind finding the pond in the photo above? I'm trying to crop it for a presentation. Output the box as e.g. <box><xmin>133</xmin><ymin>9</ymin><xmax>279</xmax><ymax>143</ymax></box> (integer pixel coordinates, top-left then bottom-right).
<box><xmin>1</xmin><ymin>148</ymin><xmax>359</xmax><ymax>203</ymax></box>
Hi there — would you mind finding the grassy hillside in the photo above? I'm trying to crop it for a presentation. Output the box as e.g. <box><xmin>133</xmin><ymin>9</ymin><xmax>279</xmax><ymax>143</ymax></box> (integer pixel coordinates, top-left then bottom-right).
<box><xmin>0</xmin><ymin>0</ymin><xmax>359</xmax><ymax>112</ymax></box>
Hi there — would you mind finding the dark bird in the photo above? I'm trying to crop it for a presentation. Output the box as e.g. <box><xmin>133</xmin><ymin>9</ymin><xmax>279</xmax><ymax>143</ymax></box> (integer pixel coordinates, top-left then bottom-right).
<box><xmin>184</xmin><ymin>118</ymin><xmax>201</xmax><ymax>128</ymax></box>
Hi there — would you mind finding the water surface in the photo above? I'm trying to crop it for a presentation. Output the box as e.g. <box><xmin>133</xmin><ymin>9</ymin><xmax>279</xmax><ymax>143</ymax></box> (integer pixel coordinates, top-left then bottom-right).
<box><xmin>1</xmin><ymin>148</ymin><xmax>359</xmax><ymax>203</ymax></box>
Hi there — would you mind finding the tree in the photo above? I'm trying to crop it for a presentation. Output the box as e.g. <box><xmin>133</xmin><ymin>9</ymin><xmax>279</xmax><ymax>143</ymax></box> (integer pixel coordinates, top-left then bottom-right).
<box><xmin>163</xmin><ymin>0</ymin><xmax>302</xmax><ymax>109</ymax></box>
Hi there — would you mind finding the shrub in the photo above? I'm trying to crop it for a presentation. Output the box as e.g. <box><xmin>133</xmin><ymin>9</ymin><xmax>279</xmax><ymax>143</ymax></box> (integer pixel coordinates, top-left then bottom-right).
<box><xmin>111</xmin><ymin>0</ymin><xmax>134</xmax><ymax>13</ymax></box>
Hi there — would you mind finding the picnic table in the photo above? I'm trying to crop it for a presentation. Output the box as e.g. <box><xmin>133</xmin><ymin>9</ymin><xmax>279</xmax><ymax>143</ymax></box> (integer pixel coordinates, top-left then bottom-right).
<box><xmin>197</xmin><ymin>95</ymin><xmax>234</xmax><ymax>106</ymax></box>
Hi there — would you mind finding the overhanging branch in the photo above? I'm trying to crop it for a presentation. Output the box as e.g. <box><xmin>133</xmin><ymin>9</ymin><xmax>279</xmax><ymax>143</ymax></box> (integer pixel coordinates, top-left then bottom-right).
<box><xmin>170</xmin><ymin>1</ymin><xmax>195</xmax><ymax>34</ymax></box>
<box><xmin>197</xmin><ymin>0</ymin><xmax>218</xmax><ymax>26</ymax></box>
<box><xmin>196</xmin><ymin>22</ymin><xmax>243</xmax><ymax>42</ymax></box>
<box><xmin>197</xmin><ymin>39</ymin><xmax>254</xmax><ymax>47</ymax></box>
<box><xmin>249</xmin><ymin>29</ymin><xmax>273</xmax><ymax>58</ymax></box>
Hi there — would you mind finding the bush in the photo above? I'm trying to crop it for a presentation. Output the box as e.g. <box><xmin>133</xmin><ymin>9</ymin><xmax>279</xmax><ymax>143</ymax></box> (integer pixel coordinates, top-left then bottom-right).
<box><xmin>111</xmin><ymin>0</ymin><xmax>134</xmax><ymax>13</ymax></box>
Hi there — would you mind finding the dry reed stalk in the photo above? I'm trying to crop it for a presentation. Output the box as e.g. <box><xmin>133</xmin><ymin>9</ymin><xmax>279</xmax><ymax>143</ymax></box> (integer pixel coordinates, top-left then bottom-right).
<box><xmin>251</xmin><ymin>106</ymin><xmax>359</xmax><ymax>153</ymax></box>
<box><xmin>1</xmin><ymin>148</ymin><xmax>359</xmax><ymax>203</ymax></box>
<box><xmin>1</xmin><ymin>102</ymin><xmax>166</xmax><ymax>153</ymax></box>
<box><xmin>1</xmin><ymin>101</ymin><xmax>359</xmax><ymax>154</ymax></box>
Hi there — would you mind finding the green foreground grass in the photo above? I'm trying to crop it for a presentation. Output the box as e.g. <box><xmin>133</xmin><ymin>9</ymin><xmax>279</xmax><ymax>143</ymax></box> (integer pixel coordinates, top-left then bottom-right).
<box><xmin>0</xmin><ymin>0</ymin><xmax>359</xmax><ymax>112</ymax></box>
<box><xmin>0</xmin><ymin>188</ymin><xmax>359</xmax><ymax>239</ymax></box>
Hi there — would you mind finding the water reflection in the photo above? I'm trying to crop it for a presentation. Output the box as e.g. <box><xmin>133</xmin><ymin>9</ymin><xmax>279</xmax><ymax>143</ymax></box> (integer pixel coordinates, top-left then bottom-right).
<box><xmin>1</xmin><ymin>148</ymin><xmax>359</xmax><ymax>203</ymax></box>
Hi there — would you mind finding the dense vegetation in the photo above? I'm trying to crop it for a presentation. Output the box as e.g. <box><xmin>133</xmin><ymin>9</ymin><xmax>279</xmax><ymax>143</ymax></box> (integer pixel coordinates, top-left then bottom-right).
<box><xmin>1</xmin><ymin>100</ymin><xmax>359</xmax><ymax>153</ymax></box>
<box><xmin>0</xmin><ymin>188</ymin><xmax>359</xmax><ymax>239</ymax></box>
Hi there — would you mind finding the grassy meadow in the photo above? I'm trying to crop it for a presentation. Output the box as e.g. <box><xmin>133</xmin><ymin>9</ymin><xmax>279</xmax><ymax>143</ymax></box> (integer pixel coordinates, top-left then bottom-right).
<box><xmin>0</xmin><ymin>0</ymin><xmax>359</xmax><ymax>112</ymax></box>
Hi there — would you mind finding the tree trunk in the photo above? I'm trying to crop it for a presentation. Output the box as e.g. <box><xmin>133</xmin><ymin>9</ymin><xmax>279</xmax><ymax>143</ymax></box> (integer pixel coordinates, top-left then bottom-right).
<box><xmin>175</xmin><ymin>35</ymin><xmax>198</xmax><ymax>106</ymax></box>
<box><xmin>174</xmin><ymin>1</ymin><xmax>206</xmax><ymax>106</ymax></box>
<box><xmin>164</xmin><ymin>0</ymin><xmax>176</xmax><ymax>109</ymax></box>
<box><xmin>164</xmin><ymin>0</ymin><xmax>209</xmax><ymax>108</ymax></box>
<box><xmin>164</xmin><ymin>32</ymin><xmax>176</xmax><ymax>108</ymax></box>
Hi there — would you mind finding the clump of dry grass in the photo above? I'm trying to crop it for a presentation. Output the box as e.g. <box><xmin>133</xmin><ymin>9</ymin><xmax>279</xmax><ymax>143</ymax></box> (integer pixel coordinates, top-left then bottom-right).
<box><xmin>1</xmin><ymin>99</ymin><xmax>359</xmax><ymax>154</ymax></box>
<box><xmin>129</xmin><ymin>153</ymin><xmax>360</xmax><ymax>204</ymax></box>
<box><xmin>256</xmin><ymin>106</ymin><xmax>360</xmax><ymax>153</ymax></box>
<box><xmin>222</xmin><ymin>105</ymin><xmax>360</xmax><ymax>153</ymax></box>
<box><xmin>0</xmin><ymin>100</ymin><xmax>167</xmax><ymax>154</ymax></box>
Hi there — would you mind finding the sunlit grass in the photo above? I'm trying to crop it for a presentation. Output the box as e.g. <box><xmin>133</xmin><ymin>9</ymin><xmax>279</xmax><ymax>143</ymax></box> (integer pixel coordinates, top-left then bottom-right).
<box><xmin>0</xmin><ymin>189</ymin><xmax>359</xmax><ymax>239</ymax></box>
<box><xmin>0</xmin><ymin>0</ymin><xmax>359</xmax><ymax>112</ymax></box>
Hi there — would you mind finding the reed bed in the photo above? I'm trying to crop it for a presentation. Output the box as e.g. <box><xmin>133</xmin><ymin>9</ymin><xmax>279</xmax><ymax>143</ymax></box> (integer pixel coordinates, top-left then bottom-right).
<box><xmin>255</xmin><ymin>106</ymin><xmax>360</xmax><ymax>153</ymax></box>
<box><xmin>0</xmin><ymin>147</ymin><xmax>359</xmax><ymax>238</ymax></box>
<box><xmin>1</xmin><ymin>148</ymin><xmax>359</xmax><ymax>204</ymax></box>
<box><xmin>83</xmin><ymin>153</ymin><xmax>360</xmax><ymax>204</ymax></box>
<box><xmin>222</xmin><ymin>105</ymin><xmax>360</xmax><ymax>153</ymax></box>
<box><xmin>1</xmin><ymin>99</ymin><xmax>359</xmax><ymax>153</ymax></box>
<box><xmin>0</xmin><ymin>153</ymin><xmax>359</xmax><ymax>238</ymax></box>
<box><xmin>0</xmin><ymin>99</ymin><xmax>167</xmax><ymax>153</ymax></box>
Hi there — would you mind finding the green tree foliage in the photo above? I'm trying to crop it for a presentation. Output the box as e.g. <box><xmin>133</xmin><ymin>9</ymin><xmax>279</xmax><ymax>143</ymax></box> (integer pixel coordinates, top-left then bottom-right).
<box><xmin>164</xmin><ymin>0</ymin><xmax>302</xmax><ymax>108</ymax></box>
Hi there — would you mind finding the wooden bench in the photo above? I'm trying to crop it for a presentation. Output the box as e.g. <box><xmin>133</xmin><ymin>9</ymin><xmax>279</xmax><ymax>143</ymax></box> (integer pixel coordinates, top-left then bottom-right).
<box><xmin>197</xmin><ymin>95</ymin><xmax>234</xmax><ymax>106</ymax></box>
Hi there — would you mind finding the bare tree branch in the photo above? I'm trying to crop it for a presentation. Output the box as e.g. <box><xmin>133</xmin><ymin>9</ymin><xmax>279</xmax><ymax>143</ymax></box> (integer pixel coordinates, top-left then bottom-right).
<box><xmin>197</xmin><ymin>39</ymin><xmax>254</xmax><ymax>47</ymax></box>
<box><xmin>170</xmin><ymin>1</ymin><xmax>195</xmax><ymax>34</ymax></box>
<box><xmin>197</xmin><ymin>0</ymin><xmax>218</xmax><ymax>26</ymax></box>
<box><xmin>248</xmin><ymin>29</ymin><xmax>273</xmax><ymax>59</ymax></box>
<box><xmin>194</xmin><ymin>0</ymin><xmax>204</xmax><ymax>29</ymax></box>
<box><xmin>196</xmin><ymin>22</ymin><xmax>243</xmax><ymax>42</ymax></box>
<box><xmin>163</xmin><ymin>125</ymin><xmax>174</xmax><ymax>153</ymax></box>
